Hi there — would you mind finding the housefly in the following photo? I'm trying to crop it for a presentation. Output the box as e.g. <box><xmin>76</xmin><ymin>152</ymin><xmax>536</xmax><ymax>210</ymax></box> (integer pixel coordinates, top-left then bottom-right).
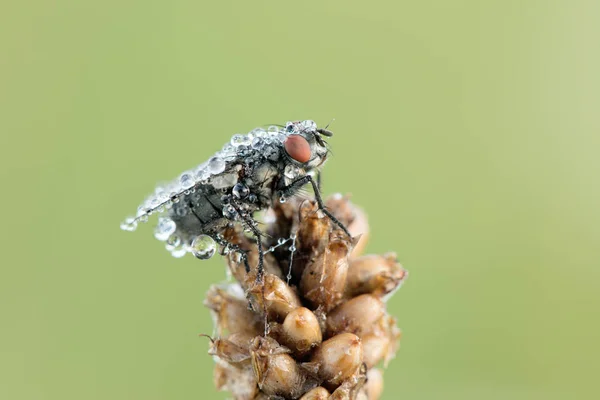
<box><xmin>120</xmin><ymin>120</ymin><xmax>350</xmax><ymax>281</ymax></box>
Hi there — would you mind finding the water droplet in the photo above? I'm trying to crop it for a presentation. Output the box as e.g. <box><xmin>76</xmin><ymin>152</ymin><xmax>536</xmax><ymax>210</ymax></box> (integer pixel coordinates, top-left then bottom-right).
<box><xmin>278</xmin><ymin>237</ymin><xmax>286</xmax><ymax>245</ymax></box>
<box><xmin>251</xmin><ymin>137</ymin><xmax>264</xmax><ymax>149</ymax></box>
<box><xmin>251</xmin><ymin>128</ymin><xmax>267</xmax><ymax>138</ymax></box>
<box><xmin>165</xmin><ymin>234</ymin><xmax>181</xmax><ymax>250</ymax></box>
<box><xmin>269</xmin><ymin>246</ymin><xmax>275</xmax><ymax>252</ymax></box>
<box><xmin>268</xmin><ymin>126</ymin><xmax>280</xmax><ymax>135</ymax></box>
<box><xmin>231</xmin><ymin>134</ymin><xmax>251</xmax><ymax>147</ymax></box>
<box><xmin>222</xmin><ymin>204</ymin><xmax>237</xmax><ymax>220</ymax></box>
<box><xmin>301</xmin><ymin>120</ymin><xmax>317</xmax><ymax>131</ymax></box>
<box><xmin>248</xmin><ymin>194</ymin><xmax>257</xmax><ymax>203</ymax></box>
<box><xmin>232</xmin><ymin>183</ymin><xmax>250</xmax><ymax>199</ymax></box>
<box><xmin>230</xmin><ymin>134</ymin><xmax>245</xmax><ymax>146</ymax></box>
<box><xmin>284</xmin><ymin>164</ymin><xmax>300</xmax><ymax>179</ymax></box>
<box><xmin>289</xmin><ymin>245</ymin><xmax>296</xmax><ymax>252</ymax></box>
<box><xmin>154</xmin><ymin>217</ymin><xmax>176</xmax><ymax>241</ymax></box>
<box><xmin>175</xmin><ymin>206</ymin><xmax>188</xmax><ymax>217</ymax></box>
<box><xmin>208</xmin><ymin>157</ymin><xmax>226</xmax><ymax>174</ymax></box>
<box><xmin>180</xmin><ymin>173</ymin><xmax>194</xmax><ymax>189</ymax></box>
<box><xmin>170</xmin><ymin>247</ymin><xmax>187</xmax><ymax>258</ymax></box>
<box><xmin>120</xmin><ymin>217</ymin><xmax>138</xmax><ymax>232</ymax></box>
<box><xmin>279</xmin><ymin>196</ymin><xmax>287</xmax><ymax>203</ymax></box>
<box><xmin>191</xmin><ymin>234</ymin><xmax>216</xmax><ymax>260</ymax></box>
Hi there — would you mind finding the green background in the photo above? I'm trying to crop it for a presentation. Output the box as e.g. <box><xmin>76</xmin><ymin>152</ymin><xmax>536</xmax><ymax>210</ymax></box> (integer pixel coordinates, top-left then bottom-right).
<box><xmin>1</xmin><ymin>1</ymin><xmax>598</xmax><ymax>399</ymax></box>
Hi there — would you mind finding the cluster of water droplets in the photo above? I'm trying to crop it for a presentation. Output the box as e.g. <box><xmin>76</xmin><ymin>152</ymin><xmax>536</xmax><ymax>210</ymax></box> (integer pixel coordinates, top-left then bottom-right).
<box><xmin>119</xmin><ymin>120</ymin><xmax>318</xmax><ymax>259</ymax></box>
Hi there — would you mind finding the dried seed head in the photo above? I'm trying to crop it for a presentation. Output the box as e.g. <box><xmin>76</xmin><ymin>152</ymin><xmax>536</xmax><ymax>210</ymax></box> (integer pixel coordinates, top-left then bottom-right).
<box><xmin>278</xmin><ymin>307</ymin><xmax>322</xmax><ymax>357</ymax></box>
<box><xmin>206</xmin><ymin>194</ymin><xmax>404</xmax><ymax>399</ymax></box>
<box><xmin>250</xmin><ymin>336</ymin><xmax>311</xmax><ymax>398</ymax></box>
<box><xmin>204</xmin><ymin>285</ymin><xmax>262</xmax><ymax>337</ymax></box>
<box><xmin>311</xmin><ymin>333</ymin><xmax>363</xmax><ymax>387</ymax></box>
<box><xmin>299</xmin><ymin>386</ymin><xmax>330</xmax><ymax>400</ymax></box>
<box><xmin>326</xmin><ymin>294</ymin><xmax>386</xmax><ymax>338</ymax></box>
<box><xmin>300</xmin><ymin>234</ymin><xmax>353</xmax><ymax>311</ymax></box>
<box><xmin>345</xmin><ymin>253</ymin><xmax>407</xmax><ymax>298</ymax></box>
<box><xmin>247</xmin><ymin>273</ymin><xmax>302</xmax><ymax>321</ymax></box>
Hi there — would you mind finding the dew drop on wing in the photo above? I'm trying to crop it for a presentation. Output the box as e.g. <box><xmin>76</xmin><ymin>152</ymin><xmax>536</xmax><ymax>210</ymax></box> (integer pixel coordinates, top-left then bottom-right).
<box><xmin>154</xmin><ymin>217</ymin><xmax>176</xmax><ymax>241</ymax></box>
<box><xmin>191</xmin><ymin>234</ymin><xmax>216</xmax><ymax>260</ymax></box>
<box><xmin>208</xmin><ymin>156</ymin><xmax>226</xmax><ymax>174</ymax></box>
<box><xmin>232</xmin><ymin>183</ymin><xmax>249</xmax><ymax>199</ymax></box>
<box><xmin>180</xmin><ymin>173</ymin><xmax>194</xmax><ymax>189</ymax></box>
<box><xmin>120</xmin><ymin>217</ymin><xmax>138</xmax><ymax>232</ymax></box>
<box><xmin>165</xmin><ymin>234</ymin><xmax>181</xmax><ymax>251</ymax></box>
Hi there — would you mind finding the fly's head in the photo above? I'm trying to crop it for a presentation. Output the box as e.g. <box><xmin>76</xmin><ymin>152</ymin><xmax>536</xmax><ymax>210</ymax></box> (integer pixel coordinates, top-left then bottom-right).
<box><xmin>282</xmin><ymin>120</ymin><xmax>332</xmax><ymax>172</ymax></box>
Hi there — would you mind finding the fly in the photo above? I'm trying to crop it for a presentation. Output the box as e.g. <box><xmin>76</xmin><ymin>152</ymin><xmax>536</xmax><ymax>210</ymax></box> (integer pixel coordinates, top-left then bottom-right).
<box><xmin>120</xmin><ymin>120</ymin><xmax>349</xmax><ymax>281</ymax></box>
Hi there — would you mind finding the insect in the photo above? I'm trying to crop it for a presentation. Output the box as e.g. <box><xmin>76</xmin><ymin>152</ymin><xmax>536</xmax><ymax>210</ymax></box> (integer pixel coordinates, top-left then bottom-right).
<box><xmin>120</xmin><ymin>120</ymin><xmax>350</xmax><ymax>281</ymax></box>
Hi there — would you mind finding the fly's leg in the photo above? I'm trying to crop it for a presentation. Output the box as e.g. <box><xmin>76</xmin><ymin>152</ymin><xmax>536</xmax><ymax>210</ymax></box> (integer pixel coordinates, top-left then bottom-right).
<box><xmin>230</xmin><ymin>201</ymin><xmax>269</xmax><ymax>335</ymax></box>
<box><xmin>229</xmin><ymin>201</ymin><xmax>266</xmax><ymax>283</ymax></box>
<box><xmin>281</xmin><ymin>175</ymin><xmax>352</xmax><ymax>237</ymax></box>
<box><xmin>316</xmin><ymin>170</ymin><xmax>322</xmax><ymax>192</ymax></box>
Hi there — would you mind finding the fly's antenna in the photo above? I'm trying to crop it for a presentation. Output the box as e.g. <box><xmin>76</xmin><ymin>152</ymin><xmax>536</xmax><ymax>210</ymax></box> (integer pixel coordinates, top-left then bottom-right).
<box><xmin>317</xmin><ymin>118</ymin><xmax>335</xmax><ymax>137</ymax></box>
<box><xmin>324</xmin><ymin>118</ymin><xmax>335</xmax><ymax>130</ymax></box>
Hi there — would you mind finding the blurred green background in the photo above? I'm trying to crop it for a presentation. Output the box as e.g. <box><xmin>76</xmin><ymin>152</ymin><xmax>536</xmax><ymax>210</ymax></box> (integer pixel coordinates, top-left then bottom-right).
<box><xmin>1</xmin><ymin>1</ymin><xmax>599</xmax><ymax>399</ymax></box>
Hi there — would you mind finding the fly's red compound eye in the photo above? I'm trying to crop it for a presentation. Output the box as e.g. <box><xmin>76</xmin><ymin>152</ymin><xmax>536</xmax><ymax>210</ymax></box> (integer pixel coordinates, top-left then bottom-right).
<box><xmin>284</xmin><ymin>134</ymin><xmax>311</xmax><ymax>163</ymax></box>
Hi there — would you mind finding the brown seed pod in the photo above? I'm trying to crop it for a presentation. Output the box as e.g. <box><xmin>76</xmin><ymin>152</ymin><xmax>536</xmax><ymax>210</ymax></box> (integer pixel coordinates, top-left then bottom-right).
<box><xmin>213</xmin><ymin>361</ymin><xmax>258</xmax><ymax>400</ymax></box>
<box><xmin>204</xmin><ymin>285</ymin><xmax>262</xmax><ymax>337</ymax></box>
<box><xmin>297</xmin><ymin>200</ymin><xmax>331</xmax><ymax>257</ymax></box>
<box><xmin>326</xmin><ymin>294</ymin><xmax>386</xmax><ymax>338</ymax></box>
<box><xmin>246</xmin><ymin>273</ymin><xmax>302</xmax><ymax>321</ymax></box>
<box><xmin>299</xmin><ymin>233</ymin><xmax>353</xmax><ymax>311</ymax></box>
<box><xmin>311</xmin><ymin>333</ymin><xmax>363</xmax><ymax>388</ymax></box>
<box><xmin>345</xmin><ymin>253</ymin><xmax>407</xmax><ymax>298</ymax></box>
<box><xmin>364</xmin><ymin>368</ymin><xmax>384</xmax><ymax>400</ymax></box>
<box><xmin>325</xmin><ymin>194</ymin><xmax>370</xmax><ymax>258</ymax></box>
<box><xmin>328</xmin><ymin>359</ymin><xmax>367</xmax><ymax>400</ymax></box>
<box><xmin>299</xmin><ymin>386</ymin><xmax>330</xmax><ymax>400</ymax></box>
<box><xmin>250</xmin><ymin>336</ymin><xmax>312</xmax><ymax>399</ymax></box>
<box><xmin>276</xmin><ymin>307</ymin><xmax>323</xmax><ymax>357</ymax></box>
<box><xmin>360</xmin><ymin>333</ymin><xmax>391</xmax><ymax>369</ymax></box>
<box><xmin>208</xmin><ymin>333</ymin><xmax>252</xmax><ymax>366</ymax></box>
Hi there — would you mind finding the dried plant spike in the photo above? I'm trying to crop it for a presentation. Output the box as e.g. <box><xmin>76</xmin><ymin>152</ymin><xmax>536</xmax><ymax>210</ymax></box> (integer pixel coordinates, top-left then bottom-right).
<box><xmin>279</xmin><ymin>307</ymin><xmax>323</xmax><ymax>357</ymax></box>
<box><xmin>204</xmin><ymin>194</ymin><xmax>405</xmax><ymax>399</ymax></box>
<box><xmin>311</xmin><ymin>333</ymin><xmax>363</xmax><ymax>388</ymax></box>
<box><xmin>345</xmin><ymin>253</ymin><xmax>407</xmax><ymax>298</ymax></box>
<box><xmin>299</xmin><ymin>386</ymin><xmax>330</xmax><ymax>400</ymax></box>
<box><xmin>250</xmin><ymin>336</ymin><xmax>311</xmax><ymax>399</ymax></box>
<box><xmin>326</xmin><ymin>294</ymin><xmax>386</xmax><ymax>338</ymax></box>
